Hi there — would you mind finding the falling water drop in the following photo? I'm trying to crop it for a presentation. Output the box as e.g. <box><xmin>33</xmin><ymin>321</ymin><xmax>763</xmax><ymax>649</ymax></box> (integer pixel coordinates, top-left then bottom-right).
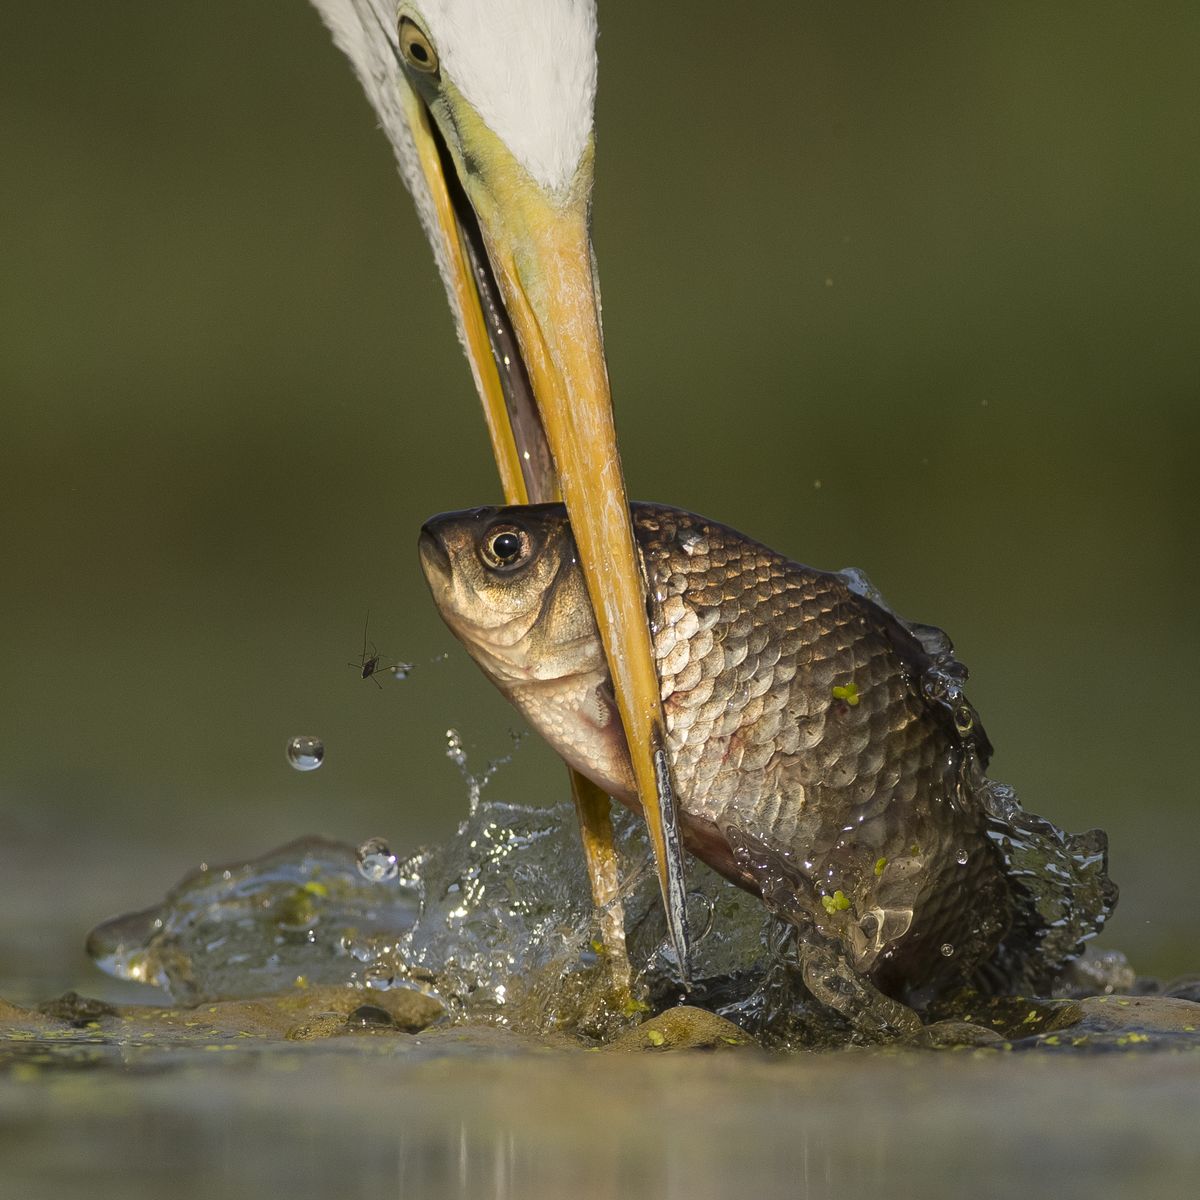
<box><xmin>286</xmin><ymin>736</ymin><xmax>324</xmax><ymax>772</ymax></box>
<box><xmin>955</xmin><ymin>848</ymin><xmax>969</xmax><ymax>866</ymax></box>
<box><xmin>356</xmin><ymin>837</ymin><xmax>399</xmax><ymax>883</ymax></box>
<box><xmin>940</xmin><ymin>943</ymin><xmax>955</xmax><ymax>957</ymax></box>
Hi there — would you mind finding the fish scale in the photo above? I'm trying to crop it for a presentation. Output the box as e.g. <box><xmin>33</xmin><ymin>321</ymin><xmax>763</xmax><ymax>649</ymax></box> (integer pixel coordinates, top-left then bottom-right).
<box><xmin>420</xmin><ymin>501</ymin><xmax>1117</xmax><ymax>1013</ymax></box>
<box><xmin>634</xmin><ymin>505</ymin><xmax>1005</xmax><ymax>998</ymax></box>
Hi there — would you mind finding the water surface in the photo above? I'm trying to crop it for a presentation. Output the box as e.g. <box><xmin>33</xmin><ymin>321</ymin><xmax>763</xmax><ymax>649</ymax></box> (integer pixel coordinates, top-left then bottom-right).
<box><xmin>3</xmin><ymin>1027</ymin><xmax>1199</xmax><ymax>1200</ymax></box>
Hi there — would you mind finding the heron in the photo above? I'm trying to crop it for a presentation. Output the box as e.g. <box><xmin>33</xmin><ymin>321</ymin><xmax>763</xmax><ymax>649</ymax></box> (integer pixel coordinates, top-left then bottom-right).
<box><xmin>307</xmin><ymin>0</ymin><xmax>691</xmax><ymax>979</ymax></box>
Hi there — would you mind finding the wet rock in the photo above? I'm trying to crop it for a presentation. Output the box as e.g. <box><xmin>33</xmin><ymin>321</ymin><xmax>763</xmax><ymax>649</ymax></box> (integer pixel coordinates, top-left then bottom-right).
<box><xmin>278</xmin><ymin>986</ymin><xmax>444</xmax><ymax>1040</ymax></box>
<box><xmin>0</xmin><ymin>997</ymin><xmax>34</xmax><ymax>1024</ymax></box>
<box><xmin>606</xmin><ymin>1006</ymin><xmax>756</xmax><ymax>1052</ymax></box>
<box><xmin>914</xmin><ymin>1020</ymin><xmax>1005</xmax><ymax>1049</ymax></box>
<box><xmin>346</xmin><ymin>1003</ymin><xmax>398</xmax><ymax>1030</ymax></box>
<box><xmin>37</xmin><ymin>991</ymin><xmax>120</xmax><ymax>1028</ymax></box>
<box><xmin>913</xmin><ymin>993</ymin><xmax>1200</xmax><ymax>1050</ymax></box>
<box><xmin>3</xmin><ymin>986</ymin><xmax>444</xmax><ymax>1049</ymax></box>
<box><xmin>930</xmin><ymin>991</ymin><xmax>1080</xmax><ymax>1040</ymax></box>
<box><xmin>1054</xmin><ymin>994</ymin><xmax>1200</xmax><ymax>1036</ymax></box>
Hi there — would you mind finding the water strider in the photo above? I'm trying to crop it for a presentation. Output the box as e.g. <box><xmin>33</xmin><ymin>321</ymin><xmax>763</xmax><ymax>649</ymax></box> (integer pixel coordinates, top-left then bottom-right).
<box><xmin>349</xmin><ymin>610</ymin><xmax>388</xmax><ymax>687</ymax></box>
<box><xmin>348</xmin><ymin>611</ymin><xmax>414</xmax><ymax>686</ymax></box>
<box><xmin>419</xmin><ymin>502</ymin><xmax>1118</xmax><ymax>1029</ymax></box>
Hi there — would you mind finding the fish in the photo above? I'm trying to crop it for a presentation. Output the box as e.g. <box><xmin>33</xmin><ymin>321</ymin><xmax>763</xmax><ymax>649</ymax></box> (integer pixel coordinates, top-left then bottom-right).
<box><xmin>418</xmin><ymin>502</ymin><xmax>1117</xmax><ymax>1020</ymax></box>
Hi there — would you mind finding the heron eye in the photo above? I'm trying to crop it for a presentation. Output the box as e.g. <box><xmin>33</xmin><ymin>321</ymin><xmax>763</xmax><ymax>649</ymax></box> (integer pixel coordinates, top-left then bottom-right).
<box><xmin>481</xmin><ymin>525</ymin><xmax>529</xmax><ymax>570</ymax></box>
<box><xmin>398</xmin><ymin>17</ymin><xmax>439</xmax><ymax>74</ymax></box>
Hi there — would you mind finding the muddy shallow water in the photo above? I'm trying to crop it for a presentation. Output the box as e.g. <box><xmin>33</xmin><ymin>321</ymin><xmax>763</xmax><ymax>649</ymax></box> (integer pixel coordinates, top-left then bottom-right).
<box><xmin>3</xmin><ymin>1022</ymin><xmax>1200</xmax><ymax>1200</ymax></box>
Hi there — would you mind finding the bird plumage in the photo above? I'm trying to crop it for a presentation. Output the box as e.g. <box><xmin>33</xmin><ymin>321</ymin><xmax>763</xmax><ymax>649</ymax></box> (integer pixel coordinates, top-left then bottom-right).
<box><xmin>308</xmin><ymin>0</ymin><xmax>601</xmax><ymax>387</ymax></box>
<box><xmin>309</xmin><ymin>0</ymin><xmax>599</xmax><ymax>216</ymax></box>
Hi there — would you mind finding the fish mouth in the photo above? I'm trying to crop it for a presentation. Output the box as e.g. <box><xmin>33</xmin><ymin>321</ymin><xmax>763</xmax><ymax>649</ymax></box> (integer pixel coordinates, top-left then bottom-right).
<box><xmin>417</xmin><ymin>524</ymin><xmax>452</xmax><ymax>586</ymax></box>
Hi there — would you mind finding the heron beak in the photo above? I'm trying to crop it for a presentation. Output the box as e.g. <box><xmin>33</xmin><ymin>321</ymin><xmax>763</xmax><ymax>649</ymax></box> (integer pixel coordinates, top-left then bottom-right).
<box><xmin>402</xmin><ymin>89</ymin><xmax>692</xmax><ymax>979</ymax></box>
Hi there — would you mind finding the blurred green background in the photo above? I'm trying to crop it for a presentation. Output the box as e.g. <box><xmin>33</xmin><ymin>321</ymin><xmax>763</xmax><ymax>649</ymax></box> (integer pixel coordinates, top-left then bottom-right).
<box><xmin>1</xmin><ymin>1</ymin><xmax>1196</xmax><ymax>998</ymax></box>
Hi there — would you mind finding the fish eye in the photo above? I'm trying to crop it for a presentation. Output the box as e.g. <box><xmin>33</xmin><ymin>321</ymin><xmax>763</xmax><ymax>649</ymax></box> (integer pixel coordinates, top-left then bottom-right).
<box><xmin>398</xmin><ymin>17</ymin><xmax>439</xmax><ymax>75</ymax></box>
<box><xmin>481</xmin><ymin>524</ymin><xmax>530</xmax><ymax>570</ymax></box>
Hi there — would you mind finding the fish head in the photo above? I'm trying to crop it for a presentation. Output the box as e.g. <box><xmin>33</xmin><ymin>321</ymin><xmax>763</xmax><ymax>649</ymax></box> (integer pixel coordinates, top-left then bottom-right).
<box><xmin>419</xmin><ymin>502</ymin><xmax>635</xmax><ymax>799</ymax></box>
<box><xmin>418</xmin><ymin>503</ymin><xmax>605</xmax><ymax>687</ymax></box>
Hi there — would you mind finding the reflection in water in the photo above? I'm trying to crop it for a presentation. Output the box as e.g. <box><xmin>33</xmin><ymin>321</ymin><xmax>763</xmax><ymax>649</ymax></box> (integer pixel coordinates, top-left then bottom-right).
<box><xmin>2</xmin><ymin>1041</ymin><xmax>1199</xmax><ymax>1200</ymax></box>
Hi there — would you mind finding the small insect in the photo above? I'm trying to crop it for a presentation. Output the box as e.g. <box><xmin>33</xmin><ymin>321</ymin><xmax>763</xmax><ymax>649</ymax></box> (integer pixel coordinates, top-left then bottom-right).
<box><xmin>348</xmin><ymin>611</ymin><xmax>407</xmax><ymax>688</ymax></box>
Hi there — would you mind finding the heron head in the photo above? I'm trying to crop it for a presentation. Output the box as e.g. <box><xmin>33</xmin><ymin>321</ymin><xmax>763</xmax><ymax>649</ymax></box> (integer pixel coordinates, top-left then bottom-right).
<box><xmin>399</xmin><ymin>0</ymin><xmax>598</xmax><ymax>196</ymax></box>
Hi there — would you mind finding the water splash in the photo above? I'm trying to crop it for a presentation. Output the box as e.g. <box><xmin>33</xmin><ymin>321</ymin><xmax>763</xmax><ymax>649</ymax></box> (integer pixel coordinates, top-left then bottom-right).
<box><xmin>91</xmin><ymin>701</ymin><xmax>1117</xmax><ymax>1044</ymax></box>
<box><xmin>86</xmin><ymin>837</ymin><xmax>419</xmax><ymax>1003</ymax></box>
<box><xmin>86</xmin><ymin>789</ymin><xmax>795</xmax><ymax>1040</ymax></box>
<box><xmin>444</xmin><ymin>728</ymin><xmax>526</xmax><ymax>815</ymax></box>
<box><xmin>972</xmin><ymin>761</ymin><xmax>1119</xmax><ymax>992</ymax></box>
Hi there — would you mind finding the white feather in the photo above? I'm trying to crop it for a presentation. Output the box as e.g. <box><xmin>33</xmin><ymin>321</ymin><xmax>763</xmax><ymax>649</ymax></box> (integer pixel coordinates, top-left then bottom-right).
<box><xmin>411</xmin><ymin>0</ymin><xmax>598</xmax><ymax>193</ymax></box>
<box><xmin>309</xmin><ymin>0</ymin><xmax>598</xmax><ymax>196</ymax></box>
<box><xmin>308</xmin><ymin>0</ymin><xmax>599</xmax><ymax>359</ymax></box>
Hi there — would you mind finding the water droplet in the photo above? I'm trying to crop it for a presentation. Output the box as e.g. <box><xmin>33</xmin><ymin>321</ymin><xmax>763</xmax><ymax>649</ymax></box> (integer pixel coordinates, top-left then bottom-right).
<box><xmin>445</xmin><ymin>727</ymin><xmax>468</xmax><ymax>771</ymax></box>
<box><xmin>356</xmin><ymin>837</ymin><xmax>399</xmax><ymax>883</ymax></box>
<box><xmin>940</xmin><ymin>943</ymin><xmax>955</xmax><ymax>957</ymax></box>
<box><xmin>286</xmin><ymin>736</ymin><xmax>324</xmax><ymax>771</ymax></box>
<box><xmin>955</xmin><ymin>849</ymin><xmax>969</xmax><ymax>866</ymax></box>
<box><xmin>953</xmin><ymin>704</ymin><xmax>974</xmax><ymax>735</ymax></box>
